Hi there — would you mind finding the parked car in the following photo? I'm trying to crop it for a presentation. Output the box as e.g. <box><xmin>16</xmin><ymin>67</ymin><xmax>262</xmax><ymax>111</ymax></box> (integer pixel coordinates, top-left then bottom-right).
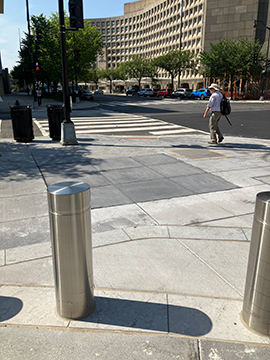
<box><xmin>190</xmin><ymin>88</ymin><xmax>211</xmax><ymax>100</ymax></box>
<box><xmin>126</xmin><ymin>88</ymin><xmax>138</xmax><ymax>96</ymax></box>
<box><xmin>80</xmin><ymin>89</ymin><xmax>94</xmax><ymax>101</ymax></box>
<box><xmin>157</xmin><ymin>88</ymin><xmax>173</xmax><ymax>97</ymax></box>
<box><xmin>138</xmin><ymin>88</ymin><xmax>155</xmax><ymax>97</ymax></box>
<box><xmin>94</xmin><ymin>89</ymin><xmax>104</xmax><ymax>95</ymax></box>
<box><xmin>171</xmin><ymin>88</ymin><xmax>192</xmax><ymax>99</ymax></box>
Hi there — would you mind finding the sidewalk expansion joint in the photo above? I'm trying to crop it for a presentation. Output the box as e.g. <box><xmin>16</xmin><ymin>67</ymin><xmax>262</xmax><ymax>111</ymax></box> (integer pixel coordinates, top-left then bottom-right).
<box><xmin>28</xmin><ymin>144</ymin><xmax>48</xmax><ymax>187</ymax></box>
<box><xmin>0</xmin><ymin>255</ymin><xmax>52</xmax><ymax>268</ymax></box>
<box><xmin>177</xmin><ymin>240</ymin><xmax>244</xmax><ymax>298</ymax></box>
<box><xmin>94</xmin><ymin>287</ymin><xmax>243</xmax><ymax>302</ymax></box>
<box><xmin>0</xmin><ymin>323</ymin><xmax>269</xmax><ymax>347</ymax></box>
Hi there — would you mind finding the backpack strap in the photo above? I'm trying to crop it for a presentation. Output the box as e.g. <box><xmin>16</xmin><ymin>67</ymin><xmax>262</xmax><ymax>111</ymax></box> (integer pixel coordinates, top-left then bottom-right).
<box><xmin>224</xmin><ymin>114</ymin><xmax>232</xmax><ymax>126</ymax></box>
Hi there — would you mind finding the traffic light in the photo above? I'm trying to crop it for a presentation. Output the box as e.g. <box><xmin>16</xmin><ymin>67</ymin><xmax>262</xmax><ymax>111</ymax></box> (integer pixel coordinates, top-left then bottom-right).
<box><xmin>35</xmin><ymin>29</ymin><xmax>42</xmax><ymax>56</ymax></box>
<box><xmin>75</xmin><ymin>49</ymin><xmax>81</xmax><ymax>61</ymax></box>
<box><xmin>69</xmin><ymin>0</ymin><xmax>84</xmax><ymax>29</ymax></box>
<box><xmin>266</xmin><ymin>59</ymin><xmax>270</xmax><ymax>68</ymax></box>
<box><xmin>253</xmin><ymin>53</ymin><xmax>258</xmax><ymax>64</ymax></box>
<box><xmin>35</xmin><ymin>62</ymin><xmax>40</xmax><ymax>72</ymax></box>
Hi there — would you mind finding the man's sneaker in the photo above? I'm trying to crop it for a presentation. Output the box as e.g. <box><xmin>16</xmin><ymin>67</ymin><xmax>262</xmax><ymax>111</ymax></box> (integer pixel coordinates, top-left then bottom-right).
<box><xmin>218</xmin><ymin>136</ymin><xmax>224</xmax><ymax>143</ymax></box>
<box><xmin>208</xmin><ymin>141</ymin><xmax>217</xmax><ymax>145</ymax></box>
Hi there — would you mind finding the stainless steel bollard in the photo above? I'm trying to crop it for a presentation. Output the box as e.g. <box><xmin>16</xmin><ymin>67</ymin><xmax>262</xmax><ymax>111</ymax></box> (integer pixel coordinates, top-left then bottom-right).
<box><xmin>242</xmin><ymin>192</ymin><xmax>270</xmax><ymax>335</ymax></box>
<box><xmin>47</xmin><ymin>181</ymin><xmax>95</xmax><ymax>319</ymax></box>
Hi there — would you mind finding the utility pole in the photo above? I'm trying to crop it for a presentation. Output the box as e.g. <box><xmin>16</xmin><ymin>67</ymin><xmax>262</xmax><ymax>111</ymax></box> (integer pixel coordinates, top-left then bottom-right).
<box><xmin>58</xmin><ymin>0</ymin><xmax>78</xmax><ymax>145</ymax></box>
<box><xmin>26</xmin><ymin>0</ymin><xmax>37</xmax><ymax>107</ymax></box>
<box><xmin>253</xmin><ymin>20</ymin><xmax>270</xmax><ymax>100</ymax></box>
<box><xmin>178</xmin><ymin>0</ymin><xmax>184</xmax><ymax>88</ymax></box>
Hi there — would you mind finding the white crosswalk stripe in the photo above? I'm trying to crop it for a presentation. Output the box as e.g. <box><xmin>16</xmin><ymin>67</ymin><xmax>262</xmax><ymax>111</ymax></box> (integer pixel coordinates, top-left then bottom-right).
<box><xmin>101</xmin><ymin>100</ymin><xmax>198</xmax><ymax>107</ymax></box>
<box><xmin>34</xmin><ymin>109</ymin><xmax>207</xmax><ymax>137</ymax></box>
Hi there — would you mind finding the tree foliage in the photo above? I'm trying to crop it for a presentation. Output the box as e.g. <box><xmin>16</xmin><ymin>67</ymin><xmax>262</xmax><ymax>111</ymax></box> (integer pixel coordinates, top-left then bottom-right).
<box><xmin>99</xmin><ymin>67</ymin><xmax>127</xmax><ymax>93</ymax></box>
<box><xmin>119</xmin><ymin>56</ymin><xmax>157</xmax><ymax>89</ymax></box>
<box><xmin>152</xmin><ymin>50</ymin><xmax>197</xmax><ymax>89</ymax></box>
<box><xmin>199</xmin><ymin>38</ymin><xmax>264</xmax><ymax>97</ymax></box>
<box><xmin>11</xmin><ymin>12</ymin><xmax>103</xmax><ymax>91</ymax></box>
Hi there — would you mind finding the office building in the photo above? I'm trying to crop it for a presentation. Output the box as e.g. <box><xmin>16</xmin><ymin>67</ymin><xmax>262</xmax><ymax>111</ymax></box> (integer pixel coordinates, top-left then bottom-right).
<box><xmin>88</xmin><ymin>0</ymin><xmax>270</xmax><ymax>89</ymax></box>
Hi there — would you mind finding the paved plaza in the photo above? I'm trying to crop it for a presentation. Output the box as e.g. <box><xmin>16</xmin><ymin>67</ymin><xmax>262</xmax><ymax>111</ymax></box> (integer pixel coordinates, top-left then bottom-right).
<box><xmin>1</xmin><ymin>94</ymin><xmax>270</xmax><ymax>358</ymax></box>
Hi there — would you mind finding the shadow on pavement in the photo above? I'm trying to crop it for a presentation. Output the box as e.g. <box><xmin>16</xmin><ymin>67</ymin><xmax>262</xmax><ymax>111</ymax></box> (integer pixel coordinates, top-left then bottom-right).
<box><xmin>0</xmin><ymin>296</ymin><xmax>23</xmax><ymax>321</ymax></box>
<box><xmin>78</xmin><ymin>297</ymin><xmax>213</xmax><ymax>337</ymax></box>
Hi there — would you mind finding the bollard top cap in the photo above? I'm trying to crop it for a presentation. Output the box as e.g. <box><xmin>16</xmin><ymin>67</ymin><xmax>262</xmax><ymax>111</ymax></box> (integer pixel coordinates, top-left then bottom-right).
<box><xmin>47</xmin><ymin>182</ymin><xmax>90</xmax><ymax>215</ymax></box>
<box><xmin>47</xmin><ymin>181</ymin><xmax>90</xmax><ymax>195</ymax></box>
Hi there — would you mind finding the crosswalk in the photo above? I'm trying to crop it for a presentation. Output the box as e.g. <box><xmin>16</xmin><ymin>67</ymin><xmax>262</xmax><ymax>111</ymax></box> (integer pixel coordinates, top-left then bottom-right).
<box><xmin>34</xmin><ymin>109</ymin><xmax>207</xmax><ymax>137</ymax></box>
<box><xmin>100</xmin><ymin>99</ymin><xmax>199</xmax><ymax>107</ymax></box>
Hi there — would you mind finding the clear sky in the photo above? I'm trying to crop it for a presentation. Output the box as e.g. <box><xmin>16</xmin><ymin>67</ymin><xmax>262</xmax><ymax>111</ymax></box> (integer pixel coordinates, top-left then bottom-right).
<box><xmin>0</xmin><ymin>0</ymin><xmax>138</xmax><ymax>71</ymax></box>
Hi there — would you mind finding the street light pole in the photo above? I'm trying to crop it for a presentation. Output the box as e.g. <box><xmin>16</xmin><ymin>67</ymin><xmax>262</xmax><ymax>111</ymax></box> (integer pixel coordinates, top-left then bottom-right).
<box><xmin>58</xmin><ymin>0</ymin><xmax>78</xmax><ymax>145</ymax></box>
<box><xmin>178</xmin><ymin>0</ymin><xmax>184</xmax><ymax>88</ymax></box>
<box><xmin>253</xmin><ymin>20</ymin><xmax>270</xmax><ymax>100</ymax></box>
<box><xmin>26</xmin><ymin>0</ymin><xmax>37</xmax><ymax>107</ymax></box>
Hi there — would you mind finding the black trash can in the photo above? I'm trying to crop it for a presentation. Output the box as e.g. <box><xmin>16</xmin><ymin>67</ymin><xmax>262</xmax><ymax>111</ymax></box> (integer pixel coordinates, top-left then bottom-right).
<box><xmin>9</xmin><ymin>105</ymin><xmax>34</xmax><ymax>143</ymax></box>
<box><xmin>47</xmin><ymin>104</ymin><xmax>65</xmax><ymax>140</ymax></box>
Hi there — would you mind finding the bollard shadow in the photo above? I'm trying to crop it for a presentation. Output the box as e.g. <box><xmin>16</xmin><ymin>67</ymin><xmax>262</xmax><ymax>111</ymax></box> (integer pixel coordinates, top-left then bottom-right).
<box><xmin>79</xmin><ymin>296</ymin><xmax>213</xmax><ymax>337</ymax></box>
<box><xmin>0</xmin><ymin>296</ymin><xmax>23</xmax><ymax>321</ymax></box>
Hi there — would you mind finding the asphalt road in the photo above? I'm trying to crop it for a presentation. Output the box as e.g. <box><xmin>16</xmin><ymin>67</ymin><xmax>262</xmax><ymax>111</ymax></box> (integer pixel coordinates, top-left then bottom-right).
<box><xmin>1</xmin><ymin>94</ymin><xmax>269</xmax><ymax>140</ymax></box>
<box><xmin>97</xmin><ymin>95</ymin><xmax>270</xmax><ymax>140</ymax></box>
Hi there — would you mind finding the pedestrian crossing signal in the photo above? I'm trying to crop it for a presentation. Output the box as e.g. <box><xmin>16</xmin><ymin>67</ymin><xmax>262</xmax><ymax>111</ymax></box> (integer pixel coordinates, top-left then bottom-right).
<box><xmin>35</xmin><ymin>62</ymin><xmax>40</xmax><ymax>71</ymax></box>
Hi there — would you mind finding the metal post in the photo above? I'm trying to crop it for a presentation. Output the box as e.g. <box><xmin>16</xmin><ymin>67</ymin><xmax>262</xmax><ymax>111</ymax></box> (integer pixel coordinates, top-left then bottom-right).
<box><xmin>261</xmin><ymin>29</ymin><xmax>270</xmax><ymax>100</ymax></box>
<box><xmin>26</xmin><ymin>0</ymin><xmax>37</xmax><ymax>108</ymax></box>
<box><xmin>47</xmin><ymin>181</ymin><xmax>95</xmax><ymax>320</ymax></box>
<box><xmin>242</xmin><ymin>192</ymin><xmax>270</xmax><ymax>335</ymax></box>
<box><xmin>58</xmin><ymin>0</ymin><xmax>78</xmax><ymax>145</ymax></box>
<box><xmin>178</xmin><ymin>0</ymin><xmax>184</xmax><ymax>88</ymax></box>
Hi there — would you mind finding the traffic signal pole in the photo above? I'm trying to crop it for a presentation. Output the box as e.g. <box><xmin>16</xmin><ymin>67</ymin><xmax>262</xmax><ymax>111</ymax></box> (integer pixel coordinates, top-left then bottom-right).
<box><xmin>58</xmin><ymin>0</ymin><xmax>78</xmax><ymax>145</ymax></box>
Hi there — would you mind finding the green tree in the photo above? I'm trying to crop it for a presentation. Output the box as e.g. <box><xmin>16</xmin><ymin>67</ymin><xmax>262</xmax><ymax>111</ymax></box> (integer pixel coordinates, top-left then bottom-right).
<box><xmin>153</xmin><ymin>50</ymin><xmax>196</xmax><ymax>89</ymax></box>
<box><xmin>82</xmin><ymin>68</ymin><xmax>103</xmax><ymax>89</ymax></box>
<box><xmin>120</xmin><ymin>56</ymin><xmax>157</xmax><ymax>89</ymax></box>
<box><xmin>12</xmin><ymin>13</ymin><xmax>103</xmax><ymax>92</ymax></box>
<box><xmin>100</xmin><ymin>67</ymin><xmax>127</xmax><ymax>93</ymax></box>
<box><xmin>199</xmin><ymin>38</ymin><xmax>264</xmax><ymax>98</ymax></box>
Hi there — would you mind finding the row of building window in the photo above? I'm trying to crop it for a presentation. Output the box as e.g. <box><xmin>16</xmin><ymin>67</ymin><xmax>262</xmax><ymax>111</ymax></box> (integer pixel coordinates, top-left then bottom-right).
<box><xmin>92</xmin><ymin>11</ymin><xmax>202</xmax><ymax>32</ymax></box>
<box><xmin>101</xmin><ymin>26</ymin><xmax>201</xmax><ymax>42</ymax></box>
<box><xmin>98</xmin><ymin>15</ymin><xmax>202</xmax><ymax>34</ymax></box>
<box><xmin>91</xmin><ymin>0</ymin><xmax>203</xmax><ymax>28</ymax></box>
<box><xmin>106</xmin><ymin>38</ymin><xmax>200</xmax><ymax>55</ymax></box>
<box><xmin>105</xmin><ymin>36</ymin><xmax>201</xmax><ymax>49</ymax></box>
<box><xmin>106</xmin><ymin>38</ymin><xmax>201</xmax><ymax>55</ymax></box>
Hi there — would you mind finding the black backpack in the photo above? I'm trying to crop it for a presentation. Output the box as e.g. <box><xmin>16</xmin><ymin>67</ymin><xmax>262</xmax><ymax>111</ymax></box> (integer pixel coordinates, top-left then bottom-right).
<box><xmin>220</xmin><ymin>94</ymin><xmax>232</xmax><ymax>125</ymax></box>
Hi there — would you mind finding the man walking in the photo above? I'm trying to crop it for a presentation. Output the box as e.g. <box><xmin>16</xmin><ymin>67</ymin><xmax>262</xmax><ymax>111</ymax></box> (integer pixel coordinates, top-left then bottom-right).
<box><xmin>203</xmin><ymin>83</ymin><xmax>224</xmax><ymax>145</ymax></box>
<box><xmin>37</xmin><ymin>87</ymin><xmax>42</xmax><ymax>106</ymax></box>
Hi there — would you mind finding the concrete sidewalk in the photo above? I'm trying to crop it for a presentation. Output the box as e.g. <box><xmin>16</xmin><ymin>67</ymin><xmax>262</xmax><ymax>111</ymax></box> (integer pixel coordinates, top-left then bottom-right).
<box><xmin>0</xmin><ymin>124</ymin><xmax>270</xmax><ymax>357</ymax></box>
<box><xmin>0</xmin><ymin>92</ymin><xmax>100</xmax><ymax>114</ymax></box>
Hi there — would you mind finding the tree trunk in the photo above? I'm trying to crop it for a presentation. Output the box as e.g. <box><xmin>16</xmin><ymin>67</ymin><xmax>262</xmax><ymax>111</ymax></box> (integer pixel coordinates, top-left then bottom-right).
<box><xmin>109</xmin><ymin>79</ymin><xmax>112</xmax><ymax>94</ymax></box>
<box><xmin>230</xmin><ymin>74</ymin><xmax>234</xmax><ymax>99</ymax></box>
<box><xmin>171</xmin><ymin>74</ymin><xmax>174</xmax><ymax>89</ymax></box>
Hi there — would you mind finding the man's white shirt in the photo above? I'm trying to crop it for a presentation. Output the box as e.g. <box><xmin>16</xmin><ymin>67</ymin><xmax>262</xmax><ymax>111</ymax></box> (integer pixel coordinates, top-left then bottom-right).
<box><xmin>207</xmin><ymin>91</ymin><xmax>223</xmax><ymax>112</ymax></box>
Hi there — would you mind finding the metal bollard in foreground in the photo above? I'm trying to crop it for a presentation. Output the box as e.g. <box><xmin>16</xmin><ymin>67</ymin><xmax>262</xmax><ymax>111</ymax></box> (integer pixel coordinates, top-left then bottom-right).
<box><xmin>47</xmin><ymin>181</ymin><xmax>95</xmax><ymax>319</ymax></box>
<box><xmin>242</xmin><ymin>192</ymin><xmax>270</xmax><ymax>335</ymax></box>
